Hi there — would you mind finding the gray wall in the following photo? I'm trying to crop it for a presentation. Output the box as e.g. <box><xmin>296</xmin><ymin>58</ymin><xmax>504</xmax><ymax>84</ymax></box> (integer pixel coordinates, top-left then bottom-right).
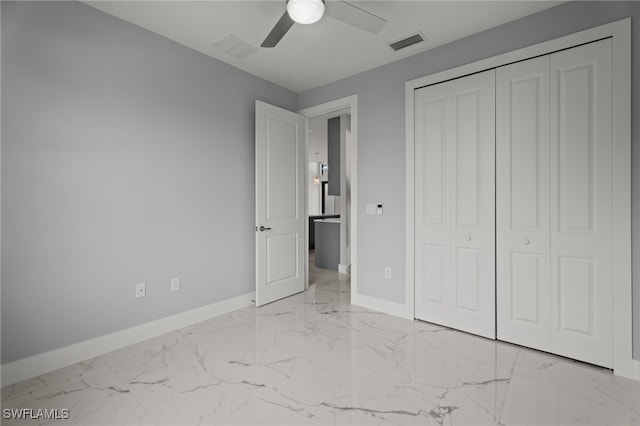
<box><xmin>1</xmin><ymin>1</ymin><xmax>296</xmax><ymax>363</ymax></box>
<box><xmin>298</xmin><ymin>1</ymin><xmax>640</xmax><ymax>358</ymax></box>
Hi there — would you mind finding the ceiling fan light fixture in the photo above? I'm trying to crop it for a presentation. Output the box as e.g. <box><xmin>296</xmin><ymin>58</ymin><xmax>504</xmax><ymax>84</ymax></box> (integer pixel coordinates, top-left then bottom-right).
<box><xmin>287</xmin><ymin>0</ymin><xmax>325</xmax><ymax>25</ymax></box>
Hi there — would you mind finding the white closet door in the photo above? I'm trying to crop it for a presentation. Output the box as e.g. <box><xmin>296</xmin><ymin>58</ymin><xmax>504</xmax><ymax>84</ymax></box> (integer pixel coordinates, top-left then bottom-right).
<box><xmin>496</xmin><ymin>39</ymin><xmax>613</xmax><ymax>367</ymax></box>
<box><xmin>415</xmin><ymin>70</ymin><xmax>496</xmax><ymax>338</ymax></box>
<box><xmin>414</xmin><ymin>81</ymin><xmax>452</xmax><ymax>326</ymax></box>
<box><xmin>496</xmin><ymin>56</ymin><xmax>551</xmax><ymax>350</ymax></box>
<box><xmin>449</xmin><ymin>72</ymin><xmax>496</xmax><ymax>338</ymax></box>
<box><xmin>549</xmin><ymin>39</ymin><xmax>613</xmax><ymax>368</ymax></box>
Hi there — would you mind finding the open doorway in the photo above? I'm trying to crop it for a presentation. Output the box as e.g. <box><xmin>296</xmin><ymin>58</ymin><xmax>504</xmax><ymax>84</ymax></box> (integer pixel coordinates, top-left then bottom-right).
<box><xmin>299</xmin><ymin>95</ymin><xmax>358</xmax><ymax>298</ymax></box>
<box><xmin>307</xmin><ymin>111</ymin><xmax>347</xmax><ymax>285</ymax></box>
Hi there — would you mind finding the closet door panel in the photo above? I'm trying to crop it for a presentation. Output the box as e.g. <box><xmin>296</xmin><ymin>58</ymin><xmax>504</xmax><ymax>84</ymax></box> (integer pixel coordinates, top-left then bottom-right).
<box><xmin>455</xmin><ymin>90</ymin><xmax>481</xmax><ymax>226</ymax></box>
<box><xmin>510</xmin><ymin>253</ymin><xmax>543</xmax><ymax>322</ymax></box>
<box><xmin>449</xmin><ymin>71</ymin><xmax>496</xmax><ymax>339</ymax></box>
<box><xmin>415</xmin><ymin>69</ymin><xmax>495</xmax><ymax>339</ymax></box>
<box><xmin>414</xmin><ymin>83</ymin><xmax>452</xmax><ymax>325</ymax></box>
<box><xmin>455</xmin><ymin>247</ymin><xmax>480</xmax><ymax>310</ymax></box>
<box><xmin>496</xmin><ymin>56</ymin><xmax>551</xmax><ymax>350</ymax></box>
<box><xmin>550</xmin><ymin>39</ymin><xmax>613</xmax><ymax>368</ymax></box>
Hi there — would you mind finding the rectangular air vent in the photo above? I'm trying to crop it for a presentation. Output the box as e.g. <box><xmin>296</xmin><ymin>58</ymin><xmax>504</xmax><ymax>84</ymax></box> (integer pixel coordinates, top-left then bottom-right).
<box><xmin>389</xmin><ymin>33</ymin><xmax>425</xmax><ymax>51</ymax></box>
<box><xmin>211</xmin><ymin>34</ymin><xmax>257</xmax><ymax>60</ymax></box>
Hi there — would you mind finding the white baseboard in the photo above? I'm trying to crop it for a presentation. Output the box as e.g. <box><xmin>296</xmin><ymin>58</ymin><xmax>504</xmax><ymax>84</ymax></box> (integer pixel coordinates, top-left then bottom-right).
<box><xmin>614</xmin><ymin>357</ymin><xmax>640</xmax><ymax>381</ymax></box>
<box><xmin>352</xmin><ymin>292</ymin><xmax>413</xmax><ymax>320</ymax></box>
<box><xmin>1</xmin><ymin>292</ymin><xmax>255</xmax><ymax>387</ymax></box>
<box><xmin>338</xmin><ymin>263</ymin><xmax>351</xmax><ymax>274</ymax></box>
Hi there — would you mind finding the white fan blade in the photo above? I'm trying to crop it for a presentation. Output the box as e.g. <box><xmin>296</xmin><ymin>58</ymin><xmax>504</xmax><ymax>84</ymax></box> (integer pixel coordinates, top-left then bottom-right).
<box><xmin>325</xmin><ymin>0</ymin><xmax>386</xmax><ymax>34</ymax></box>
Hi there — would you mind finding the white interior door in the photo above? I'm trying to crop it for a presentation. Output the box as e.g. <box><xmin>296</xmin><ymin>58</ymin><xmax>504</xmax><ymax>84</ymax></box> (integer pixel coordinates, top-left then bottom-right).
<box><xmin>496</xmin><ymin>55</ymin><xmax>552</xmax><ymax>351</ymax></box>
<box><xmin>549</xmin><ymin>39</ymin><xmax>613</xmax><ymax>367</ymax></box>
<box><xmin>414</xmin><ymin>69</ymin><xmax>496</xmax><ymax>339</ymax></box>
<box><xmin>255</xmin><ymin>100</ymin><xmax>306</xmax><ymax>306</ymax></box>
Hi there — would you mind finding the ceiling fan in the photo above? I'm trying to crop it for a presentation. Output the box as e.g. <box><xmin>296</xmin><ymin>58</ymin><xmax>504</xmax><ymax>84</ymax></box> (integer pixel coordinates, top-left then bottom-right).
<box><xmin>261</xmin><ymin>0</ymin><xmax>387</xmax><ymax>48</ymax></box>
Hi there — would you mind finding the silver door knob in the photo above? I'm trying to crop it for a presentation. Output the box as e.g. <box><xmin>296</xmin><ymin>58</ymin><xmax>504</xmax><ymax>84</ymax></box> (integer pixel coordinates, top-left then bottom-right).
<box><xmin>523</xmin><ymin>239</ymin><xmax>530</xmax><ymax>245</ymax></box>
<box><xmin>465</xmin><ymin>236</ymin><xmax>471</xmax><ymax>242</ymax></box>
<box><xmin>258</xmin><ymin>225</ymin><xmax>272</xmax><ymax>232</ymax></box>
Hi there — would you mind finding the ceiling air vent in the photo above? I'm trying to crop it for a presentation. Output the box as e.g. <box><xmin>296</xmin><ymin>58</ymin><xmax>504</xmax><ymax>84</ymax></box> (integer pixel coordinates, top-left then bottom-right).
<box><xmin>211</xmin><ymin>34</ymin><xmax>257</xmax><ymax>60</ymax></box>
<box><xmin>388</xmin><ymin>33</ymin><xmax>425</xmax><ymax>52</ymax></box>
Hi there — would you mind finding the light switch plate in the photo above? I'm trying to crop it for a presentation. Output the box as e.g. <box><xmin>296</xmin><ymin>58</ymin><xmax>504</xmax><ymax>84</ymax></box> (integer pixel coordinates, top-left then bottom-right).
<box><xmin>171</xmin><ymin>277</ymin><xmax>180</xmax><ymax>292</ymax></box>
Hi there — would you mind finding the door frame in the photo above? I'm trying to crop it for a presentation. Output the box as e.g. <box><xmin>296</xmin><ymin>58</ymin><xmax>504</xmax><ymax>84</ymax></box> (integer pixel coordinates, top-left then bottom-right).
<box><xmin>405</xmin><ymin>19</ymin><xmax>636</xmax><ymax>379</ymax></box>
<box><xmin>298</xmin><ymin>95</ymin><xmax>358</xmax><ymax>295</ymax></box>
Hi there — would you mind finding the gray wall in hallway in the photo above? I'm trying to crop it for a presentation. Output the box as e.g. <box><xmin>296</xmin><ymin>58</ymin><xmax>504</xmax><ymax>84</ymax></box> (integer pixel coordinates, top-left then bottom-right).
<box><xmin>1</xmin><ymin>1</ymin><xmax>296</xmax><ymax>363</ymax></box>
<box><xmin>297</xmin><ymin>1</ymin><xmax>640</xmax><ymax>359</ymax></box>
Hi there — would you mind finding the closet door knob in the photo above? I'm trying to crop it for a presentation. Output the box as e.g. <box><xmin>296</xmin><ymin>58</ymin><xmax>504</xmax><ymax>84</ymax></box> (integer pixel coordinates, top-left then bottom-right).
<box><xmin>465</xmin><ymin>236</ymin><xmax>471</xmax><ymax>242</ymax></box>
<box><xmin>523</xmin><ymin>239</ymin><xmax>530</xmax><ymax>245</ymax></box>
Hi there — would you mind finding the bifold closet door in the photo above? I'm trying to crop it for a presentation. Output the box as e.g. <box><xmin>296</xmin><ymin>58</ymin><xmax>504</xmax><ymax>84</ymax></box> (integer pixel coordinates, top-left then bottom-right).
<box><xmin>496</xmin><ymin>39</ymin><xmax>613</xmax><ymax>368</ymax></box>
<box><xmin>496</xmin><ymin>56</ymin><xmax>552</xmax><ymax>351</ymax></box>
<box><xmin>414</xmin><ymin>69</ymin><xmax>496</xmax><ymax>339</ymax></box>
<box><xmin>549</xmin><ymin>39</ymin><xmax>613</xmax><ymax>368</ymax></box>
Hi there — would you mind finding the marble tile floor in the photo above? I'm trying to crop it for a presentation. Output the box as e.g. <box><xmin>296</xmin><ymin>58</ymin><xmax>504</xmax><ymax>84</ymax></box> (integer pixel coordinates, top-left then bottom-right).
<box><xmin>2</xmin><ymin>262</ymin><xmax>639</xmax><ymax>426</ymax></box>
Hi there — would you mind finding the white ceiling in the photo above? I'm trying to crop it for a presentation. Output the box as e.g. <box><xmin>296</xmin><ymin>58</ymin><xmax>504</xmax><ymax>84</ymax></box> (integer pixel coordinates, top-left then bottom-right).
<box><xmin>85</xmin><ymin>1</ymin><xmax>564</xmax><ymax>93</ymax></box>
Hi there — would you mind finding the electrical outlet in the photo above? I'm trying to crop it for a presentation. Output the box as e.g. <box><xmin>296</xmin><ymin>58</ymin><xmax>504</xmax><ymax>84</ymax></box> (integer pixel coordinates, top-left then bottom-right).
<box><xmin>171</xmin><ymin>277</ymin><xmax>180</xmax><ymax>292</ymax></box>
<box><xmin>384</xmin><ymin>267</ymin><xmax>391</xmax><ymax>279</ymax></box>
<box><xmin>135</xmin><ymin>282</ymin><xmax>146</xmax><ymax>298</ymax></box>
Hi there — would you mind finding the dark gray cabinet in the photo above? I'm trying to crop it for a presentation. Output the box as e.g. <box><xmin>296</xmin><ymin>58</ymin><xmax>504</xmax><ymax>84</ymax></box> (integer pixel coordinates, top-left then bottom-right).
<box><xmin>309</xmin><ymin>214</ymin><xmax>339</xmax><ymax>249</ymax></box>
<box><xmin>314</xmin><ymin>219</ymin><xmax>340</xmax><ymax>271</ymax></box>
<box><xmin>327</xmin><ymin>116</ymin><xmax>340</xmax><ymax>196</ymax></box>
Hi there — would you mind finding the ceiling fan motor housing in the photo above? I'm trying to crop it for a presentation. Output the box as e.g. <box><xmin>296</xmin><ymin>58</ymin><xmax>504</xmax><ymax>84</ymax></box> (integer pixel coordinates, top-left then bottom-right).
<box><xmin>287</xmin><ymin>0</ymin><xmax>326</xmax><ymax>25</ymax></box>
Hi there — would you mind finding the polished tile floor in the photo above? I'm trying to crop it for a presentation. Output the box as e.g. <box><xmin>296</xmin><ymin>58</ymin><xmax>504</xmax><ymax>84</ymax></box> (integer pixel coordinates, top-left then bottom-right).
<box><xmin>2</xmin><ymin>260</ymin><xmax>639</xmax><ymax>425</ymax></box>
